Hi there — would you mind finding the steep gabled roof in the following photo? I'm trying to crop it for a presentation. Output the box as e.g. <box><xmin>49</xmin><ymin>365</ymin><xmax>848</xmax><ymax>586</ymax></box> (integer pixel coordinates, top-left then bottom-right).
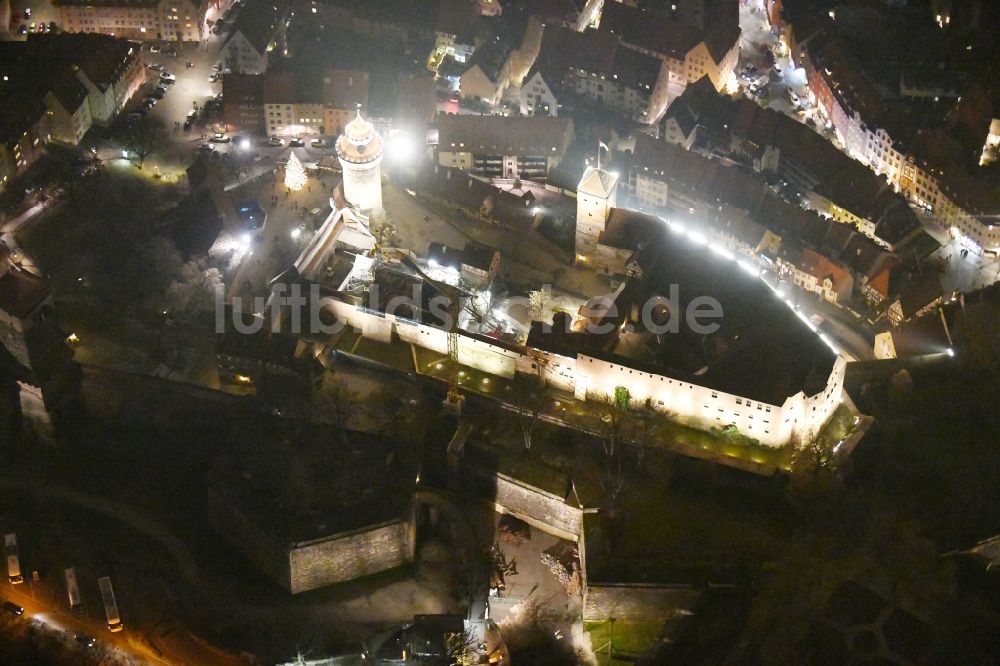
<box><xmin>462</xmin><ymin>34</ymin><xmax>514</xmax><ymax>84</ymax></box>
<box><xmin>0</xmin><ymin>265</ymin><xmax>49</xmax><ymax>320</ymax></box>
<box><xmin>895</xmin><ymin>274</ymin><xmax>944</xmax><ymax>318</ymax></box>
<box><xmin>225</xmin><ymin>0</ymin><xmax>286</xmax><ymax>54</ymax></box>
<box><xmin>600</xmin><ymin>1</ymin><xmax>702</xmax><ymax>60</ymax></box>
<box><xmin>535</xmin><ymin>26</ymin><xmax>617</xmax><ymax>87</ymax></box>
<box><xmin>665</xmin><ymin>103</ymin><xmax>698</xmax><ymax>138</ymax></box>
<box><xmin>48</xmin><ymin>69</ymin><xmax>89</xmax><ymax>113</ymax></box>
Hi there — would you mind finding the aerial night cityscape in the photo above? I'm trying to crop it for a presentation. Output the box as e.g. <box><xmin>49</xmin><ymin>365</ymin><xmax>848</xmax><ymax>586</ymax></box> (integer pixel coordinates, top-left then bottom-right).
<box><xmin>1</xmin><ymin>0</ymin><xmax>999</xmax><ymax>663</ymax></box>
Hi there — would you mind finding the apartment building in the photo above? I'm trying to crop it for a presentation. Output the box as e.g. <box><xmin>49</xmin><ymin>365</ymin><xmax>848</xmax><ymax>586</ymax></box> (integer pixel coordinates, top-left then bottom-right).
<box><xmin>598</xmin><ymin>1</ymin><xmax>740</xmax><ymax>103</ymax></box>
<box><xmin>0</xmin><ymin>33</ymin><xmax>144</xmax><ymax>173</ymax></box>
<box><xmin>663</xmin><ymin>78</ymin><xmax>924</xmax><ymax>252</ymax></box>
<box><xmin>518</xmin><ymin>69</ymin><xmax>559</xmax><ymax>116</ymax></box>
<box><xmin>222</xmin><ymin>74</ymin><xmax>264</xmax><ymax>134</ymax></box>
<box><xmin>259</xmin><ymin>66</ymin><xmax>356</xmax><ymax>138</ymax></box>
<box><xmin>802</xmin><ymin>33</ymin><xmax>1000</xmax><ymax>254</ymax></box>
<box><xmin>534</xmin><ymin>26</ymin><xmax>669</xmax><ymax>124</ymax></box>
<box><xmin>218</xmin><ymin>0</ymin><xmax>288</xmax><ymax>75</ymax></box>
<box><xmin>0</xmin><ymin>104</ymin><xmax>49</xmax><ymax>192</ymax></box>
<box><xmin>55</xmin><ymin>0</ymin><xmax>207</xmax><ymax>42</ymax></box>
<box><xmin>775</xmin><ymin>247</ymin><xmax>854</xmax><ymax>304</ymax></box>
<box><xmin>436</xmin><ymin>114</ymin><xmax>574</xmax><ymax>180</ymax></box>
<box><xmin>458</xmin><ymin>15</ymin><xmax>543</xmax><ymax>109</ymax></box>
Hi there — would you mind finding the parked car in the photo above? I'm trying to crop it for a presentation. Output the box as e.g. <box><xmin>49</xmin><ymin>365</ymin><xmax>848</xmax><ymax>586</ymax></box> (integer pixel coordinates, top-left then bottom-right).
<box><xmin>183</xmin><ymin>118</ymin><xmax>194</xmax><ymax>130</ymax></box>
<box><xmin>210</xmin><ymin>133</ymin><xmax>231</xmax><ymax>143</ymax></box>
<box><xmin>197</xmin><ymin>143</ymin><xmax>215</xmax><ymax>153</ymax></box>
<box><xmin>151</xmin><ymin>88</ymin><xmax>165</xmax><ymax>100</ymax></box>
<box><xmin>268</xmin><ymin>136</ymin><xmax>283</xmax><ymax>146</ymax></box>
<box><xmin>3</xmin><ymin>602</ymin><xmax>24</xmax><ymax>616</ymax></box>
<box><xmin>149</xmin><ymin>44</ymin><xmax>161</xmax><ymax>53</ymax></box>
<box><xmin>310</xmin><ymin>138</ymin><xmax>327</xmax><ymax>148</ymax></box>
<box><xmin>289</xmin><ymin>138</ymin><xmax>305</xmax><ymax>147</ymax></box>
<box><xmin>208</xmin><ymin>73</ymin><xmax>219</xmax><ymax>83</ymax></box>
<box><xmin>160</xmin><ymin>73</ymin><xmax>176</xmax><ymax>83</ymax></box>
<box><xmin>146</xmin><ymin>62</ymin><xmax>162</xmax><ymax>71</ymax></box>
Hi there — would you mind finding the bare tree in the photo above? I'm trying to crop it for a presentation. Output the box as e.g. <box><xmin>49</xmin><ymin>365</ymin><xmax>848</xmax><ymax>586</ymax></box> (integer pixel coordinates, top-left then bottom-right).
<box><xmin>462</xmin><ymin>286</ymin><xmax>502</xmax><ymax>332</ymax></box>
<box><xmin>120</xmin><ymin>117</ymin><xmax>168</xmax><ymax>169</ymax></box>
<box><xmin>583</xmin><ymin>386</ymin><xmax>634</xmax><ymax>505</ymax></box>
<box><xmin>790</xmin><ymin>436</ymin><xmax>841</xmax><ymax>485</ymax></box>
<box><xmin>630</xmin><ymin>397</ymin><xmax>676</xmax><ymax>466</ymax></box>
<box><xmin>369</xmin><ymin>384</ymin><xmax>429</xmax><ymax>443</ymax></box>
<box><xmin>498</xmin><ymin>600</ymin><xmax>580</xmax><ymax>666</ymax></box>
<box><xmin>315</xmin><ymin>376</ymin><xmax>359</xmax><ymax>429</ymax></box>
<box><xmin>445</xmin><ymin>627</ymin><xmax>481</xmax><ymax>666</ymax></box>
<box><xmin>509</xmin><ymin>372</ymin><xmax>549</xmax><ymax>450</ymax></box>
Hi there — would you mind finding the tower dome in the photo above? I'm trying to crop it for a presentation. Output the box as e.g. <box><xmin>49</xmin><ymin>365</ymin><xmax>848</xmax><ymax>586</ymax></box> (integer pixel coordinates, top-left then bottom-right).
<box><xmin>336</xmin><ymin>107</ymin><xmax>384</xmax><ymax>211</ymax></box>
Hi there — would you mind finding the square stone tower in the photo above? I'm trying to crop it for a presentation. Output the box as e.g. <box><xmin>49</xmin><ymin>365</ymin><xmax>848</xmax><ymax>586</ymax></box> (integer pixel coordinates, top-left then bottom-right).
<box><xmin>574</xmin><ymin>166</ymin><xmax>619</xmax><ymax>265</ymax></box>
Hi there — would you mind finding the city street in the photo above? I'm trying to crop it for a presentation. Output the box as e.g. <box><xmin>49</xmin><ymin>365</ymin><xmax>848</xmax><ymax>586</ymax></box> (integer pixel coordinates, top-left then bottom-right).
<box><xmin>937</xmin><ymin>237</ymin><xmax>1000</xmax><ymax>293</ymax></box>
<box><xmin>1</xmin><ymin>581</ymin><xmax>167</xmax><ymax>665</ymax></box>
<box><xmin>738</xmin><ymin>1</ymin><xmax>837</xmax><ymax>145</ymax></box>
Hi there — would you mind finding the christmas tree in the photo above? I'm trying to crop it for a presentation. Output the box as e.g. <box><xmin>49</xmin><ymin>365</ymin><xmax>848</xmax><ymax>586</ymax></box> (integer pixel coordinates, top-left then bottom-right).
<box><xmin>284</xmin><ymin>151</ymin><xmax>307</xmax><ymax>191</ymax></box>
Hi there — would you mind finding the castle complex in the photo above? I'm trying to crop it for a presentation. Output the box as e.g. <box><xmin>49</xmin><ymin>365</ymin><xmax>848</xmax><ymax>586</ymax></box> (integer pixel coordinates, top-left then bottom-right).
<box><xmin>281</xmin><ymin>135</ymin><xmax>849</xmax><ymax>450</ymax></box>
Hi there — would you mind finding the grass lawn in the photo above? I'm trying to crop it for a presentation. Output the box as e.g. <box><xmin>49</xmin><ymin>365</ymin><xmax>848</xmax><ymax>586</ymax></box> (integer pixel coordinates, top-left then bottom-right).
<box><xmin>669</xmin><ymin>421</ymin><xmax>790</xmax><ymax>470</ymax></box>
<box><xmin>585</xmin><ymin>620</ymin><xmax>664</xmax><ymax>663</ymax></box>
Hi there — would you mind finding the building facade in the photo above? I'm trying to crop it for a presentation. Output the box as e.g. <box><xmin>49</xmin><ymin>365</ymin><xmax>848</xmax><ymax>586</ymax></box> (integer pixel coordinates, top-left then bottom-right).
<box><xmin>436</xmin><ymin>115</ymin><xmax>574</xmax><ymax>180</ymax></box>
<box><xmin>803</xmin><ymin>35</ymin><xmax>998</xmax><ymax>254</ymax></box>
<box><xmin>518</xmin><ymin>69</ymin><xmax>559</xmax><ymax>117</ymax></box>
<box><xmin>55</xmin><ymin>0</ymin><xmax>207</xmax><ymax>42</ymax></box>
<box><xmin>597</xmin><ymin>1</ymin><xmax>740</xmax><ymax>105</ymax></box>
